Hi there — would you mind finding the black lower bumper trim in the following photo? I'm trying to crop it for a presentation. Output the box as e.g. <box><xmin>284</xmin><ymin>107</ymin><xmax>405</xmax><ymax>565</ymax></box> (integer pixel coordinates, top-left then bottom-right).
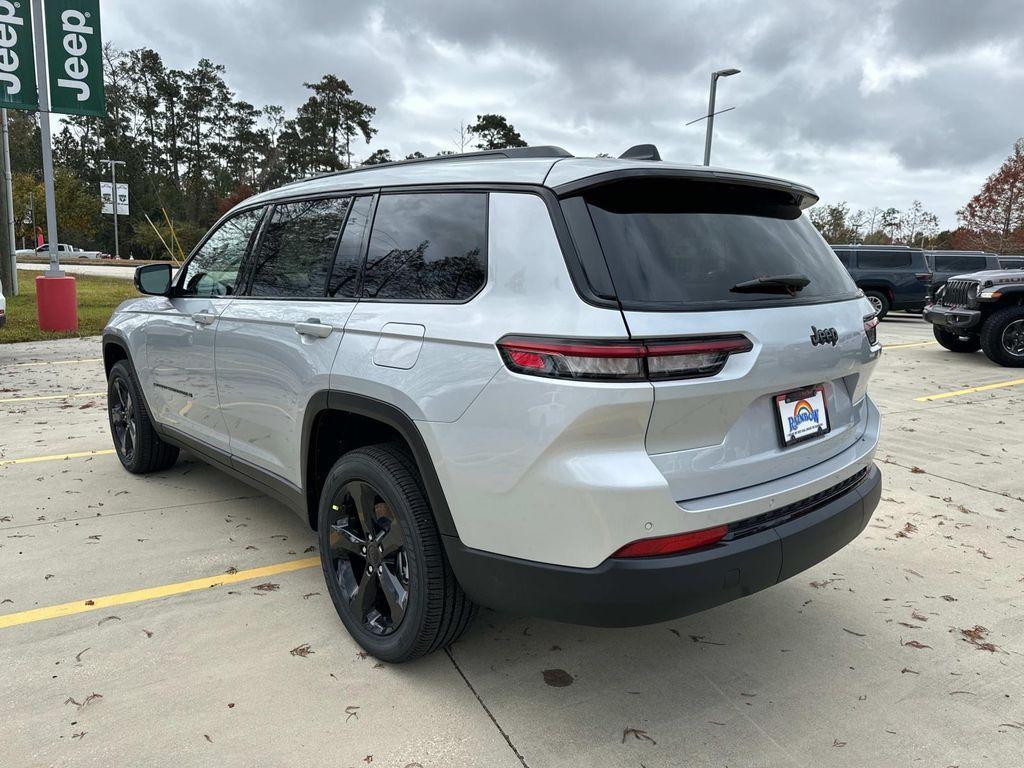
<box><xmin>444</xmin><ymin>463</ymin><xmax>881</xmax><ymax>627</ymax></box>
<box><xmin>924</xmin><ymin>305</ymin><xmax>980</xmax><ymax>331</ymax></box>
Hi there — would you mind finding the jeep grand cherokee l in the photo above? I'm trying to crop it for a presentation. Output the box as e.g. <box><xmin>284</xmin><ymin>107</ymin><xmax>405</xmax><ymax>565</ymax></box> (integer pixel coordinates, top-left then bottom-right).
<box><xmin>103</xmin><ymin>147</ymin><xmax>882</xmax><ymax>662</ymax></box>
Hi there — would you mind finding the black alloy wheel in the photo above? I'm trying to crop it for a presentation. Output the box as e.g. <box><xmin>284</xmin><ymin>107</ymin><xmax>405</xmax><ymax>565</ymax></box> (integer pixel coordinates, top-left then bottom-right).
<box><xmin>325</xmin><ymin>479</ymin><xmax>410</xmax><ymax>636</ymax></box>
<box><xmin>980</xmin><ymin>306</ymin><xmax>1024</xmax><ymax>367</ymax></box>
<box><xmin>106</xmin><ymin>360</ymin><xmax>179</xmax><ymax>474</ymax></box>
<box><xmin>317</xmin><ymin>444</ymin><xmax>477</xmax><ymax>662</ymax></box>
<box><xmin>109</xmin><ymin>376</ymin><xmax>138</xmax><ymax>464</ymax></box>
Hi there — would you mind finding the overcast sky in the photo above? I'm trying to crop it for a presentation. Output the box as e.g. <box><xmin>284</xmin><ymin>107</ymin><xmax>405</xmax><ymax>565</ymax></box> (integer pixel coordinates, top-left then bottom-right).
<box><xmin>102</xmin><ymin>0</ymin><xmax>1024</xmax><ymax>228</ymax></box>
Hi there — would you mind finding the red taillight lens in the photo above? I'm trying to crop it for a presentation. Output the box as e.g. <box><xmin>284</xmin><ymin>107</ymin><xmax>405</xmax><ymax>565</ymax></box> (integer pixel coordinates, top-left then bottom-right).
<box><xmin>612</xmin><ymin>525</ymin><xmax>729</xmax><ymax>558</ymax></box>
<box><xmin>496</xmin><ymin>335</ymin><xmax>753</xmax><ymax>382</ymax></box>
<box><xmin>914</xmin><ymin>272</ymin><xmax>932</xmax><ymax>282</ymax></box>
<box><xmin>863</xmin><ymin>314</ymin><xmax>879</xmax><ymax>346</ymax></box>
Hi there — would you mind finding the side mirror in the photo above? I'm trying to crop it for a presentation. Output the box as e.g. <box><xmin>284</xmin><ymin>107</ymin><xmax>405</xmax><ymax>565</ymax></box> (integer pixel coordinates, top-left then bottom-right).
<box><xmin>135</xmin><ymin>263</ymin><xmax>172</xmax><ymax>296</ymax></box>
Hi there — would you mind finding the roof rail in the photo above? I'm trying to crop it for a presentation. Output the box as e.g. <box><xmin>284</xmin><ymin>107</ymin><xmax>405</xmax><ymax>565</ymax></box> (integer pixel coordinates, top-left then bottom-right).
<box><xmin>281</xmin><ymin>145</ymin><xmax>573</xmax><ymax>188</ymax></box>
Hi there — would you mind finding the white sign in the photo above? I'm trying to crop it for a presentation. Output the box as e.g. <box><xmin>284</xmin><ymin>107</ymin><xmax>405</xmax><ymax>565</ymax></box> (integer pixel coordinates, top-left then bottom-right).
<box><xmin>100</xmin><ymin>181</ymin><xmax>128</xmax><ymax>215</ymax></box>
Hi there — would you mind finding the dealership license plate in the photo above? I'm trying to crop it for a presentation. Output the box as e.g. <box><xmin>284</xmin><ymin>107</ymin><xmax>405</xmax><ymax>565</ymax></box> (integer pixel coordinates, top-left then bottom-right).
<box><xmin>775</xmin><ymin>386</ymin><xmax>830</xmax><ymax>448</ymax></box>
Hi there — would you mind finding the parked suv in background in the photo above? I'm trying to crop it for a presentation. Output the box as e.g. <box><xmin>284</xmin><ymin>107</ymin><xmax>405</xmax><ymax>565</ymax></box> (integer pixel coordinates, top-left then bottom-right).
<box><xmin>999</xmin><ymin>255</ymin><xmax>1024</xmax><ymax>270</ymax></box>
<box><xmin>926</xmin><ymin>250</ymin><xmax>1001</xmax><ymax>297</ymax></box>
<box><xmin>831</xmin><ymin>244</ymin><xmax>931</xmax><ymax>319</ymax></box>
<box><xmin>0</xmin><ymin>276</ymin><xmax>6</xmax><ymax>329</ymax></box>
<box><xmin>925</xmin><ymin>268</ymin><xmax>1024</xmax><ymax>366</ymax></box>
<box><xmin>103</xmin><ymin>147</ymin><xmax>882</xmax><ymax>661</ymax></box>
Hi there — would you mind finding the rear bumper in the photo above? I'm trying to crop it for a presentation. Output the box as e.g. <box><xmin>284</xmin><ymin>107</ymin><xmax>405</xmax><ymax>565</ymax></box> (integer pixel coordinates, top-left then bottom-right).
<box><xmin>924</xmin><ymin>304</ymin><xmax>981</xmax><ymax>331</ymax></box>
<box><xmin>445</xmin><ymin>463</ymin><xmax>881</xmax><ymax>627</ymax></box>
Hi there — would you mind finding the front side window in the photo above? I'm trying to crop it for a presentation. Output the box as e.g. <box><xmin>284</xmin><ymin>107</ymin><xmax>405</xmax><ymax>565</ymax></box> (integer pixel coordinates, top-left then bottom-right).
<box><xmin>362</xmin><ymin>192</ymin><xmax>487</xmax><ymax>301</ymax></box>
<box><xmin>180</xmin><ymin>207</ymin><xmax>265</xmax><ymax>297</ymax></box>
<box><xmin>249</xmin><ymin>197</ymin><xmax>351</xmax><ymax>298</ymax></box>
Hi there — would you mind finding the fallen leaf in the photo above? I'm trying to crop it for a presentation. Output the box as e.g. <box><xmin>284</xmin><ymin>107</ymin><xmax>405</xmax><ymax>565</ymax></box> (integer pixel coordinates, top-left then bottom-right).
<box><xmin>843</xmin><ymin>628</ymin><xmax>867</xmax><ymax>637</ymax></box>
<box><xmin>84</xmin><ymin>600</ymin><xmax>94</xmax><ymax>606</ymax></box>
<box><xmin>290</xmin><ymin>643</ymin><xmax>314</xmax><ymax>658</ymax></box>
<box><xmin>901</xmin><ymin>639</ymin><xmax>931</xmax><ymax>649</ymax></box>
<box><xmin>833</xmin><ymin>739</ymin><xmax>847</xmax><ymax>747</ymax></box>
<box><xmin>958</xmin><ymin>625</ymin><xmax>1000</xmax><ymax>652</ymax></box>
<box><xmin>304</xmin><ymin>546</ymin><xmax>315</xmax><ymax>553</ymax></box>
<box><xmin>911</xmin><ymin>610</ymin><xmax>928</xmax><ymax>622</ymax></box>
<box><xmin>689</xmin><ymin>634</ymin><xmax>725</xmax><ymax>646</ymax></box>
<box><xmin>910</xmin><ymin>466</ymin><xmax>925</xmax><ymax>474</ymax></box>
<box><xmin>97</xmin><ymin>616</ymin><xmax>120</xmax><ymax>626</ymax></box>
<box><xmin>71</xmin><ymin>731</ymin><xmax>86</xmax><ymax>739</ymax></box>
<box><xmin>224</xmin><ymin>566</ymin><xmax>238</xmax><ymax>575</ymax></box>
<box><xmin>363</xmin><ymin>756</ymin><xmax>373</xmax><ymax>764</ymax></box>
<box><xmin>622</xmin><ymin>727</ymin><xmax>656</xmax><ymax>745</ymax></box>
<box><xmin>83</xmin><ymin>693</ymin><xmax>102</xmax><ymax>707</ymax></box>
<box><xmin>900</xmin><ymin>668</ymin><xmax>919</xmax><ymax>675</ymax></box>
<box><xmin>75</xmin><ymin>648</ymin><xmax>89</xmax><ymax>662</ymax></box>
<box><xmin>252</xmin><ymin>583</ymin><xmax>279</xmax><ymax>592</ymax></box>
<box><xmin>228</xmin><ymin>702</ymin><xmax>235</xmax><ymax>708</ymax></box>
<box><xmin>142</xmin><ymin>629</ymin><xmax>153</xmax><ymax>638</ymax></box>
<box><xmin>44</xmin><ymin>573</ymin><xmax>55</xmax><ymax>580</ymax></box>
<box><xmin>204</xmin><ymin>734</ymin><xmax>213</xmax><ymax>743</ymax></box>
<box><xmin>345</xmin><ymin>705</ymin><xmax>360</xmax><ymax>722</ymax></box>
<box><xmin>64</xmin><ymin>697</ymin><xmax>82</xmax><ymax>707</ymax></box>
<box><xmin>302</xmin><ymin>592</ymin><xmax>320</xmax><ymax>600</ymax></box>
<box><xmin>940</xmin><ymin>594</ymin><xmax>957</xmax><ymax>602</ymax></box>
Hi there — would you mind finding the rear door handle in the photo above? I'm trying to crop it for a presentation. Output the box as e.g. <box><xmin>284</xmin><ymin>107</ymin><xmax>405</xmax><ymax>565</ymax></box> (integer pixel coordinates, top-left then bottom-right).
<box><xmin>294</xmin><ymin>318</ymin><xmax>333</xmax><ymax>339</ymax></box>
<box><xmin>192</xmin><ymin>311</ymin><xmax>216</xmax><ymax>326</ymax></box>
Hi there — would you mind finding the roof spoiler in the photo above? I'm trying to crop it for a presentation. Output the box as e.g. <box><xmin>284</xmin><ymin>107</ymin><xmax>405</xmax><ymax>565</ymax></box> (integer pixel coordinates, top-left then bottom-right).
<box><xmin>619</xmin><ymin>144</ymin><xmax>661</xmax><ymax>161</ymax></box>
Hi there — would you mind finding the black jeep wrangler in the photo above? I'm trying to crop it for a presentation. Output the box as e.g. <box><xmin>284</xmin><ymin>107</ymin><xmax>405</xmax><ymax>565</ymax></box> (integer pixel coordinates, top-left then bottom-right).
<box><xmin>924</xmin><ymin>270</ymin><xmax>1024</xmax><ymax>367</ymax></box>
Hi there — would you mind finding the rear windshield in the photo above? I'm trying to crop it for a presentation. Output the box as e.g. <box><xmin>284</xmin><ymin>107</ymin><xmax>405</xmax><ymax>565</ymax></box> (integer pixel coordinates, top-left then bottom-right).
<box><xmin>577</xmin><ymin>179</ymin><xmax>858</xmax><ymax>310</ymax></box>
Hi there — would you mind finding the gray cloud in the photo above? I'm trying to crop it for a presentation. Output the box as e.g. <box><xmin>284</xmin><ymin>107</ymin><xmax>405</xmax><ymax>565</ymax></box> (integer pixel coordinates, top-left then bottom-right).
<box><xmin>101</xmin><ymin>0</ymin><xmax>1024</xmax><ymax>226</ymax></box>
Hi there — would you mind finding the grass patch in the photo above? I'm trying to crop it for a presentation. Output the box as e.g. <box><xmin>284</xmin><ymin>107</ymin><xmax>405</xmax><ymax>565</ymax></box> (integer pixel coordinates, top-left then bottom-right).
<box><xmin>1</xmin><ymin>271</ymin><xmax>139</xmax><ymax>344</ymax></box>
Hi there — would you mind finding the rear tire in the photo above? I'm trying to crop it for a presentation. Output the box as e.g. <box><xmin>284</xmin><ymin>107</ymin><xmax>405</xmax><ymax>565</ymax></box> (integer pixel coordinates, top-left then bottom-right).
<box><xmin>933</xmin><ymin>326</ymin><xmax>981</xmax><ymax>353</ymax></box>
<box><xmin>980</xmin><ymin>306</ymin><xmax>1024</xmax><ymax>367</ymax></box>
<box><xmin>107</xmin><ymin>360</ymin><xmax>179</xmax><ymax>474</ymax></box>
<box><xmin>865</xmin><ymin>291</ymin><xmax>890</xmax><ymax>320</ymax></box>
<box><xmin>318</xmin><ymin>444</ymin><xmax>476</xmax><ymax>662</ymax></box>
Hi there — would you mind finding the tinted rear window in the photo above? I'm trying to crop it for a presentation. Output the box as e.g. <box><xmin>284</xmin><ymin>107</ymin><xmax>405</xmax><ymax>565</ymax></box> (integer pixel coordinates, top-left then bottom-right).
<box><xmin>580</xmin><ymin>180</ymin><xmax>856</xmax><ymax>309</ymax></box>
<box><xmin>856</xmin><ymin>251</ymin><xmax>912</xmax><ymax>268</ymax></box>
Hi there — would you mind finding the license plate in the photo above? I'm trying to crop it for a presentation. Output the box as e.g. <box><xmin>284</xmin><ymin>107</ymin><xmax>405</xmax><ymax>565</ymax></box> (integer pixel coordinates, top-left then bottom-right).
<box><xmin>774</xmin><ymin>386</ymin><xmax>830</xmax><ymax>448</ymax></box>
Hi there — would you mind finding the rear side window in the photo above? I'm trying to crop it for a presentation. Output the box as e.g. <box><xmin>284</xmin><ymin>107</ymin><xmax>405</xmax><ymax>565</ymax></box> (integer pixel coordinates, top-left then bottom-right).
<box><xmin>248</xmin><ymin>197</ymin><xmax>350</xmax><ymax>297</ymax></box>
<box><xmin>362</xmin><ymin>193</ymin><xmax>487</xmax><ymax>301</ymax></box>
<box><xmin>579</xmin><ymin>179</ymin><xmax>856</xmax><ymax>309</ymax></box>
<box><xmin>328</xmin><ymin>195</ymin><xmax>374</xmax><ymax>298</ymax></box>
<box><xmin>934</xmin><ymin>254</ymin><xmax>984</xmax><ymax>272</ymax></box>
<box><xmin>856</xmin><ymin>251</ymin><xmax>912</xmax><ymax>269</ymax></box>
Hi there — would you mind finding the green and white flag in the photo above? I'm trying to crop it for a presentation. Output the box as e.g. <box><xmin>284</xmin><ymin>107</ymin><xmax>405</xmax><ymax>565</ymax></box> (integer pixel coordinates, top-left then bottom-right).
<box><xmin>45</xmin><ymin>0</ymin><xmax>104</xmax><ymax>116</ymax></box>
<box><xmin>0</xmin><ymin>0</ymin><xmax>38</xmax><ymax>110</ymax></box>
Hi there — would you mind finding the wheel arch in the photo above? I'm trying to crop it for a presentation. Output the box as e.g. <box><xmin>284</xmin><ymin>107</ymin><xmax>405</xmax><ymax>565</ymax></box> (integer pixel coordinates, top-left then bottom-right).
<box><xmin>302</xmin><ymin>391</ymin><xmax>459</xmax><ymax>538</ymax></box>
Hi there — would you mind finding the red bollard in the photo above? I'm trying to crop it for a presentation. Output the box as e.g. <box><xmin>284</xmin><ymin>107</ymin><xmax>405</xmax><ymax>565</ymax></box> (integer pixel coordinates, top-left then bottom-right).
<box><xmin>36</xmin><ymin>275</ymin><xmax>78</xmax><ymax>332</ymax></box>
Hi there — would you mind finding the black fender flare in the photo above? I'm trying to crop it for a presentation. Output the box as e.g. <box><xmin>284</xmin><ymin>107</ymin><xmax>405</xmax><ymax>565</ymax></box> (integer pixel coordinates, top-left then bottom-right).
<box><xmin>301</xmin><ymin>390</ymin><xmax>459</xmax><ymax>538</ymax></box>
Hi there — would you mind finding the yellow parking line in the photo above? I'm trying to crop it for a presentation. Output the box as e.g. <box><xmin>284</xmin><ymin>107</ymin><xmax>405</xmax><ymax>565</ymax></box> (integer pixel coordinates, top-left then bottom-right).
<box><xmin>885</xmin><ymin>341</ymin><xmax>938</xmax><ymax>350</ymax></box>
<box><xmin>0</xmin><ymin>391</ymin><xmax>105</xmax><ymax>404</ymax></box>
<box><xmin>7</xmin><ymin>357</ymin><xmax>102</xmax><ymax>368</ymax></box>
<box><xmin>0</xmin><ymin>449</ymin><xmax>116</xmax><ymax>467</ymax></box>
<box><xmin>915</xmin><ymin>377</ymin><xmax>1024</xmax><ymax>402</ymax></box>
<box><xmin>0</xmin><ymin>557</ymin><xmax>320</xmax><ymax>629</ymax></box>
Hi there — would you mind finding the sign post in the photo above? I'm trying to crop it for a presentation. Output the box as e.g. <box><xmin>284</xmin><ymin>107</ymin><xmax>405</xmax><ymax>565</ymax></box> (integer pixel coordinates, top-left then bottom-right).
<box><xmin>100</xmin><ymin>159</ymin><xmax>125</xmax><ymax>258</ymax></box>
<box><xmin>30</xmin><ymin>0</ymin><xmax>59</xmax><ymax>276</ymax></box>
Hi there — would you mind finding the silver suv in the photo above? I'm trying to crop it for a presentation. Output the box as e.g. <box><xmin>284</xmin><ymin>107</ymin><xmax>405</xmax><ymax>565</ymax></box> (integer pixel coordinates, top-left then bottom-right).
<box><xmin>103</xmin><ymin>147</ymin><xmax>882</xmax><ymax>662</ymax></box>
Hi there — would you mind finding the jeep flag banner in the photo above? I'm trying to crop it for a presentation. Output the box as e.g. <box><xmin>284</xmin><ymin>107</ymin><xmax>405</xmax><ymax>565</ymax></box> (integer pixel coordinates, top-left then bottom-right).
<box><xmin>0</xmin><ymin>0</ymin><xmax>38</xmax><ymax>110</ymax></box>
<box><xmin>44</xmin><ymin>0</ymin><xmax>103</xmax><ymax>116</ymax></box>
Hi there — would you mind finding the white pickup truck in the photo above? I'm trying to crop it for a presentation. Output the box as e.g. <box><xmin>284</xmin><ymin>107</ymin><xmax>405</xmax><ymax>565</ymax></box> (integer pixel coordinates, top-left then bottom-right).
<box><xmin>16</xmin><ymin>243</ymin><xmax>111</xmax><ymax>259</ymax></box>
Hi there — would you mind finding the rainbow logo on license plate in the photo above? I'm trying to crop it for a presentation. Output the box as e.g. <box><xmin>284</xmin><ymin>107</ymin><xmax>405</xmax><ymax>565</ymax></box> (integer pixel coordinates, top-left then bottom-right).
<box><xmin>776</xmin><ymin>387</ymin><xmax>830</xmax><ymax>447</ymax></box>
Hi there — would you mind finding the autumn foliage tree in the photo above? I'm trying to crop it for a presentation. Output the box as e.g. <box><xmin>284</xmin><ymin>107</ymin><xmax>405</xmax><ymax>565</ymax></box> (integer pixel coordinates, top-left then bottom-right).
<box><xmin>957</xmin><ymin>138</ymin><xmax>1024</xmax><ymax>254</ymax></box>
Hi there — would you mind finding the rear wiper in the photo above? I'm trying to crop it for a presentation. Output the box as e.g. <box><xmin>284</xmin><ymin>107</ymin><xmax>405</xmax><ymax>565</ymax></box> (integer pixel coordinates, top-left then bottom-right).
<box><xmin>730</xmin><ymin>273</ymin><xmax>811</xmax><ymax>295</ymax></box>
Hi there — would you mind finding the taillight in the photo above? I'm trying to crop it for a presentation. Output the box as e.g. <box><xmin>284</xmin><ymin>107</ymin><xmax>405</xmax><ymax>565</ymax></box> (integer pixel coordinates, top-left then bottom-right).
<box><xmin>496</xmin><ymin>335</ymin><xmax>753</xmax><ymax>382</ymax></box>
<box><xmin>863</xmin><ymin>314</ymin><xmax>879</xmax><ymax>346</ymax></box>
<box><xmin>612</xmin><ymin>525</ymin><xmax>729</xmax><ymax>558</ymax></box>
<box><xmin>914</xmin><ymin>272</ymin><xmax>932</xmax><ymax>282</ymax></box>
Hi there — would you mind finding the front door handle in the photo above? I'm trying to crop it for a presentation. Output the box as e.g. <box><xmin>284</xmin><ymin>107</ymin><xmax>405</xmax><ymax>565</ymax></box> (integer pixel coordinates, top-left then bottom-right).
<box><xmin>294</xmin><ymin>318</ymin><xmax>333</xmax><ymax>339</ymax></box>
<box><xmin>192</xmin><ymin>311</ymin><xmax>216</xmax><ymax>326</ymax></box>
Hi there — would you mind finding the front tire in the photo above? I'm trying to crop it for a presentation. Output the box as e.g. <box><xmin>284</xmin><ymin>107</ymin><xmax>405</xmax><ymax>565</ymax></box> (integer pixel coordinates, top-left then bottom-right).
<box><xmin>107</xmin><ymin>360</ymin><xmax>179</xmax><ymax>473</ymax></box>
<box><xmin>865</xmin><ymin>291</ymin><xmax>890</xmax><ymax>320</ymax></box>
<box><xmin>980</xmin><ymin>306</ymin><xmax>1024</xmax><ymax>367</ymax></box>
<box><xmin>933</xmin><ymin>326</ymin><xmax>981</xmax><ymax>353</ymax></box>
<box><xmin>318</xmin><ymin>444</ymin><xmax>476</xmax><ymax>662</ymax></box>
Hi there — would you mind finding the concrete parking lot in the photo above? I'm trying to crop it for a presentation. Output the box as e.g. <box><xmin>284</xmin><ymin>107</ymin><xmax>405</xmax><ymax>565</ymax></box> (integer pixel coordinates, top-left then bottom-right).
<box><xmin>1</xmin><ymin>318</ymin><xmax>1022</xmax><ymax>768</ymax></box>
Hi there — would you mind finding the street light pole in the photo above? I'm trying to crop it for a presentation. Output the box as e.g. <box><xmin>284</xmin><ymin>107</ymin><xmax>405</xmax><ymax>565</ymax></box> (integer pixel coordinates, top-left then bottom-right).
<box><xmin>101</xmin><ymin>159</ymin><xmax>126</xmax><ymax>259</ymax></box>
<box><xmin>702</xmin><ymin>68</ymin><xmax>741</xmax><ymax>166</ymax></box>
<box><xmin>1</xmin><ymin>108</ymin><xmax>16</xmax><ymax>296</ymax></box>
